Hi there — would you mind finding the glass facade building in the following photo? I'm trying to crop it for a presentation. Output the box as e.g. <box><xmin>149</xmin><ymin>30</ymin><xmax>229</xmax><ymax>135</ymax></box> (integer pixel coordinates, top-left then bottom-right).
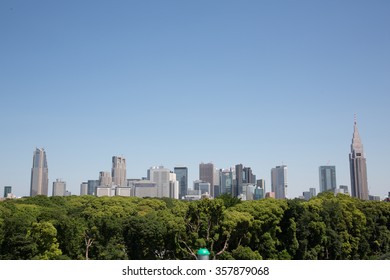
<box><xmin>319</xmin><ymin>166</ymin><xmax>337</xmax><ymax>193</ymax></box>
<box><xmin>174</xmin><ymin>167</ymin><xmax>188</xmax><ymax>199</ymax></box>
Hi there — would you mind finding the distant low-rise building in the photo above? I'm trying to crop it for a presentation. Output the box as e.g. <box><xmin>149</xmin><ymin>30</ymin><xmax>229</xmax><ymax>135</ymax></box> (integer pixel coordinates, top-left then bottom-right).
<box><xmin>265</xmin><ymin>192</ymin><xmax>275</xmax><ymax>198</ymax></box>
<box><xmin>133</xmin><ymin>180</ymin><xmax>158</xmax><ymax>198</ymax></box>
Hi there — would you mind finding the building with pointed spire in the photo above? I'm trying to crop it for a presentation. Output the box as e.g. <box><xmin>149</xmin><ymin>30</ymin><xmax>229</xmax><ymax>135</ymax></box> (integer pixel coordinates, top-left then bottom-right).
<box><xmin>349</xmin><ymin>118</ymin><xmax>369</xmax><ymax>200</ymax></box>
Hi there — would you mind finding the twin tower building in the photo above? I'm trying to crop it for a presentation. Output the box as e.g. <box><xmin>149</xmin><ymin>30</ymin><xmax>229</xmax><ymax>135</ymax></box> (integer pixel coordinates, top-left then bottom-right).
<box><xmin>30</xmin><ymin>120</ymin><xmax>370</xmax><ymax>200</ymax></box>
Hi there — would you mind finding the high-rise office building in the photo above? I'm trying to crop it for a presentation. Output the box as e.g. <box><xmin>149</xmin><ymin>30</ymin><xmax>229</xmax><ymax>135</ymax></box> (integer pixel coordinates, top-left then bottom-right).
<box><xmin>149</xmin><ymin>166</ymin><xmax>178</xmax><ymax>198</ymax></box>
<box><xmin>319</xmin><ymin>166</ymin><xmax>337</xmax><ymax>193</ymax></box>
<box><xmin>169</xmin><ymin>172</ymin><xmax>179</xmax><ymax>199</ymax></box>
<box><xmin>99</xmin><ymin>171</ymin><xmax>112</xmax><ymax>187</ymax></box>
<box><xmin>112</xmin><ymin>156</ymin><xmax>126</xmax><ymax>187</ymax></box>
<box><xmin>220</xmin><ymin>168</ymin><xmax>234</xmax><ymax>195</ymax></box>
<box><xmin>243</xmin><ymin>167</ymin><xmax>255</xmax><ymax>184</ymax></box>
<box><xmin>30</xmin><ymin>148</ymin><xmax>48</xmax><ymax>196</ymax></box>
<box><xmin>235</xmin><ymin>164</ymin><xmax>243</xmax><ymax>197</ymax></box>
<box><xmin>234</xmin><ymin>164</ymin><xmax>256</xmax><ymax>197</ymax></box>
<box><xmin>271</xmin><ymin>165</ymin><xmax>287</xmax><ymax>199</ymax></box>
<box><xmin>199</xmin><ymin>163</ymin><xmax>215</xmax><ymax>197</ymax></box>
<box><xmin>80</xmin><ymin>182</ymin><xmax>88</xmax><ymax>195</ymax></box>
<box><xmin>87</xmin><ymin>180</ymin><xmax>99</xmax><ymax>195</ymax></box>
<box><xmin>174</xmin><ymin>167</ymin><xmax>188</xmax><ymax>199</ymax></box>
<box><xmin>3</xmin><ymin>186</ymin><xmax>12</xmax><ymax>198</ymax></box>
<box><xmin>349</xmin><ymin>120</ymin><xmax>369</xmax><ymax>200</ymax></box>
<box><xmin>310</xmin><ymin>187</ymin><xmax>317</xmax><ymax>197</ymax></box>
<box><xmin>52</xmin><ymin>179</ymin><xmax>66</xmax><ymax>196</ymax></box>
<box><xmin>257</xmin><ymin>179</ymin><xmax>266</xmax><ymax>190</ymax></box>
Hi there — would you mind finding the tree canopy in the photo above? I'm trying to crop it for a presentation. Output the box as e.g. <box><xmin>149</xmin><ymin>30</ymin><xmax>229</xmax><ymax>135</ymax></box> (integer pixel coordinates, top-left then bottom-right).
<box><xmin>0</xmin><ymin>194</ymin><xmax>389</xmax><ymax>260</ymax></box>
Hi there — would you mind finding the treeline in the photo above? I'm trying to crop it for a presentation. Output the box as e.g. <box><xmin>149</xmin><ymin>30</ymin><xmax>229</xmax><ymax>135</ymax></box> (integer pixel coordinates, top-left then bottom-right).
<box><xmin>0</xmin><ymin>193</ymin><xmax>389</xmax><ymax>260</ymax></box>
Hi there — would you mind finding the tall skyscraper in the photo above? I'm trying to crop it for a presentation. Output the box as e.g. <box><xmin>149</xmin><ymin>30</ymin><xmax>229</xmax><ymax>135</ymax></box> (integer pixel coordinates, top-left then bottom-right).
<box><xmin>271</xmin><ymin>165</ymin><xmax>287</xmax><ymax>199</ymax></box>
<box><xmin>234</xmin><ymin>164</ymin><xmax>243</xmax><ymax>197</ymax></box>
<box><xmin>349</xmin><ymin>119</ymin><xmax>369</xmax><ymax>200</ymax></box>
<box><xmin>319</xmin><ymin>166</ymin><xmax>337</xmax><ymax>193</ymax></box>
<box><xmin>112</xmin><ymin>156</ymin><xmax>126</xmax><ymax>187</ymax></box>
<box><xmin>30</xmin><ymin>148</ymin><xmax>48</xmax><ymax>196</ymax></box>
<box><xmin>199</xmin><ymin>163</ymin><xmax>215</xmax><ymax>196</ymax></box>
<box><xmin>174</xmin><ymin>167</ymin><xmax>188</xmax><ymax>199</ymax></box>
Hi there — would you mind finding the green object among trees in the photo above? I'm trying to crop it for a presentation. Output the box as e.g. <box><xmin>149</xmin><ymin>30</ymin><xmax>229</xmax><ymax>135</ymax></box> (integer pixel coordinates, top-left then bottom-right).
<box><xmin>197</xmin><ymin>248</ymin><xmax>210</xmax><ymax>260</ymax></box>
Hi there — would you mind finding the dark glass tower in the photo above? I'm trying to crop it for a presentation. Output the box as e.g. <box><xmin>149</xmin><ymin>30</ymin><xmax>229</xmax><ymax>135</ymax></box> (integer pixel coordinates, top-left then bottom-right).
<box><xmin>174</xmin><ymin>167</ymin><xmax>188</xmax><ymax>199</ymax></box>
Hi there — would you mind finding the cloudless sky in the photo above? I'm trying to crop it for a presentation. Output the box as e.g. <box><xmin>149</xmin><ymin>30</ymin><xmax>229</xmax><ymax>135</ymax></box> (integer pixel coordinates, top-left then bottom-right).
<box><xmin>1</xmin><ymin>0</ymin><xmax>389</xmax><ymax>198</ymax></box>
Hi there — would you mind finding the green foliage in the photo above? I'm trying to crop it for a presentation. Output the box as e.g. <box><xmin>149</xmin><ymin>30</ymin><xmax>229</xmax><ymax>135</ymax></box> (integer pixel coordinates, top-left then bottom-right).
<box><xmin>0</xmin><ymin>195</ymin><xmax>390</xmax><ymax>259</ymax></box>
<box><xmin>216</xmin><ymin>193</ymin><xmax>242</xmax><ymax>208</ymax></box>
<box><xmin>231</xmin><ymin>246</ymin><xmax>262</xmax><ymax>260</ymax></box>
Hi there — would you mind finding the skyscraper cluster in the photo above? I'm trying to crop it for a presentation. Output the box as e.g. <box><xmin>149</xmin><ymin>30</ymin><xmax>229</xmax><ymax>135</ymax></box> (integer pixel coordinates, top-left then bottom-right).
<box><xmin>26</xmin><ymin>120</ymin><xmax>376</xmax><ymax>201</ymax></box>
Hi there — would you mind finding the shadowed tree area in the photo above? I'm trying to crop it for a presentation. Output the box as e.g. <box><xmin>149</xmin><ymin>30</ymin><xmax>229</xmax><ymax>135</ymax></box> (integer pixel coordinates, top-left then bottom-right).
<box><xmin>0</xmin><ymin>194</ymin><xmax>389</xmax><ymax>260</ymax></box>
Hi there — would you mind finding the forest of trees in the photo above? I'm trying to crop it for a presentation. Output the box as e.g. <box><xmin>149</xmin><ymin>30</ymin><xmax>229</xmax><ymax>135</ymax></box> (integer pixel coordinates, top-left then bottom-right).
<box><xmin>0</xmin><ymin>193</ymin><xmax>390</xmax><ymax>260</ymax></box>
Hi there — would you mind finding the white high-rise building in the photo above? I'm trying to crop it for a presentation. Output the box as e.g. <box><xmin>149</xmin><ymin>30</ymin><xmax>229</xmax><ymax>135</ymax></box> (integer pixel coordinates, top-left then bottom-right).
<box><xmin>271</xmin><ymin>165</ymin><xmax>287</xmax><ymax>199</ymax></box>
<box><xmin>30</xmin><ymin>148</ymin><xmax>48</xmax><ymax>196</ymax></box>
<box><xmin>149</xmin><ymin>166</ymin><xmax>179</xmax><ymax>198</ymax></box>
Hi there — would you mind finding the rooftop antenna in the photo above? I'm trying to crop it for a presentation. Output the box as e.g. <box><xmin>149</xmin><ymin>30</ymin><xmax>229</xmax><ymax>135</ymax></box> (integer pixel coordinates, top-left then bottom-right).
<box><xmin>354</xmin><ymin>113</ymin><xmax>357</xmax><ymax>125</ymax></box>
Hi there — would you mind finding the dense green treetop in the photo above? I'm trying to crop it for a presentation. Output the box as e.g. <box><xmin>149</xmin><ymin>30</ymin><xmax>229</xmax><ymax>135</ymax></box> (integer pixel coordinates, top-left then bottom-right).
<box><xmin>0</xmin><ymin>194</ymin><xmax>389</xmax><ymax>260</ymax></box>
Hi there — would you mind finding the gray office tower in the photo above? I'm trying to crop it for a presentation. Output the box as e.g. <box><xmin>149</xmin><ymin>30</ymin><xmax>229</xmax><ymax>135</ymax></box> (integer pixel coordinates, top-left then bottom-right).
<box><xmin>349</xmin><ymin>119</ymin><xmax>369</xmax><ymax>200</ymax></box>
<box><xmin>199</xmin><ymin>163</ymin><xmax>215</xmax><ymax>197</ymax></box>
<box><xmin>319</xmin><ymin>166</ymin><xmax>337</xmax><ymax>193</ymax></box>
<box><xmin>30</xmin><ymin>148</ymin><xmax>49</xmax><ymax>196</ymax></box>
<box><xmin>112</xmin><ymin>156</ymin><xmax>126</xmax><ymax>187</ymax></box>
<box><xmin>271</xmin><ymin>165</ymin><xmax>287</xmax><ymax>199</ymax></box>
<box><xmin>174</xmin><ymin>167</ymin><xmax>188</xmax><ymax>199</ymax></box>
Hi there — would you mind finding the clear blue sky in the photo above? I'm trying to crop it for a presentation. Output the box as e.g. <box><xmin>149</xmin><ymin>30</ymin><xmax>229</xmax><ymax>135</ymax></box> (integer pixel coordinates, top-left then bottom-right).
<box><xmin>1</xmin><ymin>0</ymin><xmax>389</xmax><ymax>198</ymax></box>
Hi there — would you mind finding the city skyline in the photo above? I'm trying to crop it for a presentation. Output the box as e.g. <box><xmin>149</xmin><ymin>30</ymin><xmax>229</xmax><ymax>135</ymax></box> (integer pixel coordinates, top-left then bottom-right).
<box><xmin>1</xmin><ymin>1</ymin><xmax>389</xmax><ymax>199</ymax></box>
<box><xmin>12</xmin><ymin>126</ymin><xmax>382</xmax><ymax>200</ymax></box>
